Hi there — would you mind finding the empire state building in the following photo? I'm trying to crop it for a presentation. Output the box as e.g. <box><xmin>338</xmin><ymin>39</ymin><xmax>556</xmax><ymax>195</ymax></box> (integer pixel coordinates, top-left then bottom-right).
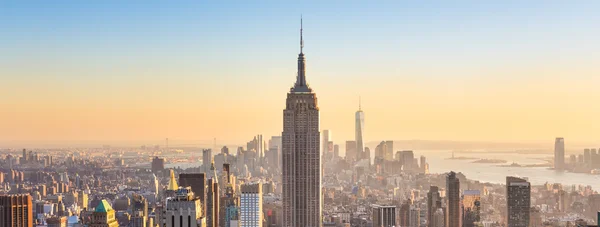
<box><xmin>282</xmin><ymin>18</ymin><xmax>322</xmax><ymax>227</ymax></box>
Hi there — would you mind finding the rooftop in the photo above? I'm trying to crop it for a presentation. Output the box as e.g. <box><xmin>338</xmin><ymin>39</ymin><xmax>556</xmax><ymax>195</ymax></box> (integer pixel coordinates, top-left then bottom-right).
<box><xmin>95</xmin><ymin>200</ymin><xmax>114</xmax><ymax>213</ymax></box>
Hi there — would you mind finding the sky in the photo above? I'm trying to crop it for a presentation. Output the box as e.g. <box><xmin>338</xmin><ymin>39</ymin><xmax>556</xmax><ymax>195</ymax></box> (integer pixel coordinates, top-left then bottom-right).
<box><xmin>1</xmin><ymin>1</ymin><xmax>599</xmax><ymax>147</ymax></box>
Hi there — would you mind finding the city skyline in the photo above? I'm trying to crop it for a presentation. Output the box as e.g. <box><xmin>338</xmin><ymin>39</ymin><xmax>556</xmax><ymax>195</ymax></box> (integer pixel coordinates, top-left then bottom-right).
<box><xmin>3</xmin><ymin>2</ymin><xmax>600</xmax><ymax>227</ymax></box>
<box><xmin>2</xmin><ymin>1</ymin><xmax>600</xmax><ymax>145</ymax></box>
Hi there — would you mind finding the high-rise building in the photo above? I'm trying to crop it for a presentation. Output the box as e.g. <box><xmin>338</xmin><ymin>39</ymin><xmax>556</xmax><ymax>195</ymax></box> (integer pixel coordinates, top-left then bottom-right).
<box><xmin>0</xmin><ymin>194</ymin><xmax>33</xmax><ymax>227</ymax></box>
<box><xmin>281</xmin><ymin>18</ymin><xmax>322</xmax><ymax>227</ymax></box>
<box><xmin>427</xmin><ymin>186</ymin><xmax>442</xmax><ymax>227</ymax></box>
<box><xmin>432</xmin><ymin>208</ymin><xmax>445</xmax><ymax>227</ymax></box>
<box><xmin>446</xmin><ymin>172</ymin><xmax>461</xmax><ymax>227</ymax></box>
<box><xmin>409</xmin><ymin>206</ymin><xmax>421</xmax><ymax>227</ymax></box>
<box><xmin>220</xmin><ymin>175</ymin><xmax>238</xmax><ymax>227</ymax></box>
<box><xmin>506</xmin><ymin>176</ymin><xmax>531</xmax><ymax>227</ymax></box>
<box><xmin>179</xmin><ymin>173</ymin><xmax>206</xmax><ymax>207</ymax></box>
<box><xmin>90</xmin><ymin>200</ymin><xmax>119</xmax><ymax>227</ymax></box>
<box><xmin>240</xmin><ymin>183</ymin><xmax>263</xmax><ymax>227</ymax></box>
<box><xmin>206</xmin><ymin>162</ymin><xmax>220</xmax><ymax>227</ymax></box>
<box><xmin>322</xmin><ymin>130</ymin><xmax>332</xmax><ymax>159</ymax></box>
<box><xmin>345</xmin><ymin>141</ymin><xmax>357</xmax><ymax>163</ymax></box>
<box><xmin>554</xmin><ymin>137</ymin><xmax>565</xmax><ymax>170</ymax></box>
<box><xmin>399</xmin><ymin>200</ymin><xmax>410</xmax><ymax>227</ymax></box>
<box><xmin>385</xmin><ymin>141</ymin><xmax>394</xmax><ymax>161</ymax></box>
<box><xmin>372</xmin><ymin>205</ymin><xmax>397</xmax><ymax>227</ymax></box>
<box><xmin>355</xmin><ymin>99</ymin><xmax>365</xmax><ymax>157</ymax></box>
<box><xmin>462</xmin><ymin>190</ymin><xmax>481</xmax><ymax>227</ymax></box>
<box><xmin>165</xmin><ymin>187</ymin><xmax>205</xmax><ymax>227</ymax></box>
<box><xmin>221</xmin><ymin>146</ymin><xmax>230</xmax><ymax>155</ymax></box>
<box><xmin>401</xmin><ymin>151</ymin><xmax>415</xmax><ymax>171</ymax></box>
<box><xmin>374</xmin><ymin>141</ymin><xmax>387</xmax><ymax>165</ymax></box>
<box><xmin>584</xmin><ymin>148</ymin><xmax>591</xmax><ymax>166</ymax></box>
<box><xmin>203</xmin><ymin>149</ymin><xmax>212</xmax><ymax>173</ymax></box>
<box><xmin>151</xmin><ymin>157</ymin><xmax>165</xmax><ymax>173</ymax></box>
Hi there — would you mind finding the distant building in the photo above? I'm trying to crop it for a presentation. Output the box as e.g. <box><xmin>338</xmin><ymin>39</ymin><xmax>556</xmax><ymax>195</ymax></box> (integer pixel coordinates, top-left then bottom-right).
<box><xmin>346</xmin><ymin>141</ymin><xmax>357</xmax><ymax>163</ymax></box>
<box><xmin>202</xmin><ymin>149</ymin><xmax>212</xmax><ymax>173</ymax></box>
<box><xmin>506</xmin><ymin>176</ymin><xmax>530</xmax><ymax>227</ymax></box>
<box><xmin>385</xmin><ymin>141</ymin><xmax>394</xmax><ymax>161</ymax></box>
<box><xmin>322</xmin><ymin>130</ymin><xmax>332</xmax><ymax>158</ymax></box>
<box><xmin>206</xmin><ymin>162</ymin><xmax>220</xmax><ymax>227</ymax></box>
<box><xmin>0</xmin><ymin>194</ymin><xmax>33</xmax><ymax>227</ymax></box>
<box><xmin>372</xmin><ymin>205</ymin><xmax>397</xmax><ymax>227</ymax></box>
<box><xmin>240</xmin><ymin>183</ymin><xmax>263</xmax><ymax>227</ymax></box>
<box><xmin>355</xmin><ymin>100</ymin><xmax>365</xmax><ymax>158</ymax></box>
<box><xmin>90</xmin><ymin>200</ymin><xmax>119</xmax><ymax>227</ymax></box>
<box><xmin>151</xmin><ymin>157</ymin><xmax>165</xmax><ymax>173</ymax></box>
<box><xmin>554</xmin><ymin>138</ymin><xmax>565</xmax><ymax>170</ymax></box>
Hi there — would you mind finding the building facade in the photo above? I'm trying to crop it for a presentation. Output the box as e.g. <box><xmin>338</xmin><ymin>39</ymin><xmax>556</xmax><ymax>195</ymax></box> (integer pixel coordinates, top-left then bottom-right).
<box><xmin>281</xmin><ymin>19</ymin><xmax>322</xmax><ymax>227</ymax></box>
<box><xmin>165</xmin><ymin>187</ymin><xmax>205</xmax><ymax>227</ymax></box>
<box><xmin>240</xmin><ymin>183</ymin><xmax>263</xmax><ymax>227</ymax></box>
<box><xmin>554</xmin><ymin>137</ymin><xmax>565</xmax><ymax>170</ymax></box>
<box><xmin>372</xmin><ymin>205</ymin><xmax>397</xmax><ymax>227</ymax></box>
<box><xmin>506</xmin><ymin>176</ymin><xmax>531</xmax><ymax>227</ymax></box>
<box><xmin>0</xmin><ymin>194</ymin><xmax>33</xmax><ymax>227</ymax></box>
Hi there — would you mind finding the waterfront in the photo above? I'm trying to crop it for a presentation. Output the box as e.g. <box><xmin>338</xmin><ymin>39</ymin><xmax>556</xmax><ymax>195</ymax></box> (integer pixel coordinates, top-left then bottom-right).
<box><xmin>426</xmin><ymin>150</ymin><xmax>600</xmax><ymax>190</ymax></box>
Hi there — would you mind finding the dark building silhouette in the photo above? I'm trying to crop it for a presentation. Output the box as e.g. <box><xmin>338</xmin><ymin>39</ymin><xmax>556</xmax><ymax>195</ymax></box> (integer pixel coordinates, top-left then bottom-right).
<box><xmin>446</xmin><ymin>171</ymin><xmax>461</xmax><ymax>227</ymax></box>
<box><xmin>178</xmin><ymin>173</ymin><xmax>206</xmax><ymax>207</ymax></box>
<box><xmin>507</xmin><ymin>176</ymin><xmax>531</xmax><ymax>227</ymax></box>
<box><xmin>151</xmin><ymin>157</ymin><xmax>165</xmax><ymax>173</ymax></box>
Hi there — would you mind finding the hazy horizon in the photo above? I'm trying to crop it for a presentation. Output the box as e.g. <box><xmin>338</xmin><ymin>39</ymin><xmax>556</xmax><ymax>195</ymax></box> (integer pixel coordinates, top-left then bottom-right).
<box><xmin>2</xmin><ymin>1</ymin><xmax>599</xmax><ymax>144</ymax></box>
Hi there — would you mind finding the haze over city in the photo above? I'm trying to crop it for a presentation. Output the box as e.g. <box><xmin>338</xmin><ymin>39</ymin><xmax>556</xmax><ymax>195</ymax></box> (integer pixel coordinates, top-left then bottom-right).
<box><xmin>2</xmin><ymin>1</ymin><xmax>600</xmax><ymax>148</ymax></box>
<box><xmin>4</xmin><ymin>2</ymin><xmax>600</xmax><ymax>227</ymax></box>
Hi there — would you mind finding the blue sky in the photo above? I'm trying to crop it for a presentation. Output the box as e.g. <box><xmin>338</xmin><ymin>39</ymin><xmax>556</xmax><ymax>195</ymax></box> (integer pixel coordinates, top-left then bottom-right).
<box><xmin>1</xmin><ymin>1</ymin><xmax>600</xmax><ymax>144</ymax></box>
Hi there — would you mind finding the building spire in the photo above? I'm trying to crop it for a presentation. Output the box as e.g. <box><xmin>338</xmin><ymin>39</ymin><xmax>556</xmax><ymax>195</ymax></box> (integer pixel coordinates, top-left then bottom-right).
<box><xmin>292</xmin><ymin>15</ymin><xmax>309</xmax><ymax>91</ymax></box>
<box><xmin>300</xmin><ymin>15</ymin><xmax>304</xmax><ymax>53</ymax></box>
<box><xmin>359</xmin><ymin>96</ymin><xmax>362</xmax><ymax>111</ymax></box>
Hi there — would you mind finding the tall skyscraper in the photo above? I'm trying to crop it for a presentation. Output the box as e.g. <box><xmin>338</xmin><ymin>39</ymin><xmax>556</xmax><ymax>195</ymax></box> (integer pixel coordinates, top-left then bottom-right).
<box><xmin>355</xmin><ymin>98</ymin><xmax>365</xmax><ymax>157</ymax></box>
<box><xmin>322</xmin><ymin>130</ymin><xmax>332</xmax><ymax>159</ymax></box>
<box><xmin>203</xmin><ymin>149</ymin><xmax>212</xmax><ymax>173</ymax></box>
<box><xmin>240</xmin><ymin>183</ymin><xmax>263</xmax><ymax>227</ymax></box>
<box><xmin>554</xmin><ymin>137</ymin><xmax>565</xmax><ymax>170</ymax></box>
<box><xmin>446</xmin><ymin>172</ymin><xmax>461</xmax><ymax>227</ymax></box>
<box><xmin>427</xmin><ymin>186</ymin><xmax>442</xmax><ymax>227</ymax></box>
<box><xmin>206</xmin><ymin>162</ymin><xmax>220</xmax><ymax>227</ymax></box>
<box><xmin>506</xmin><ymin>176</ymin><xmax>531</xmax><ymax>227</ymax></box>
<box><xmin>282</xmin><ymin>18</ymin><xmax>322</xmax><ymax>227</ymax></box>
<box><xmin>0</xmin><ymin>194</ymin><xmax>33</xmax><ymax>227</ymax></box>
<box><xmin>372</xmin><ymin>205</ymin><xmax>397</xmax><ymax>227</ymax></box>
